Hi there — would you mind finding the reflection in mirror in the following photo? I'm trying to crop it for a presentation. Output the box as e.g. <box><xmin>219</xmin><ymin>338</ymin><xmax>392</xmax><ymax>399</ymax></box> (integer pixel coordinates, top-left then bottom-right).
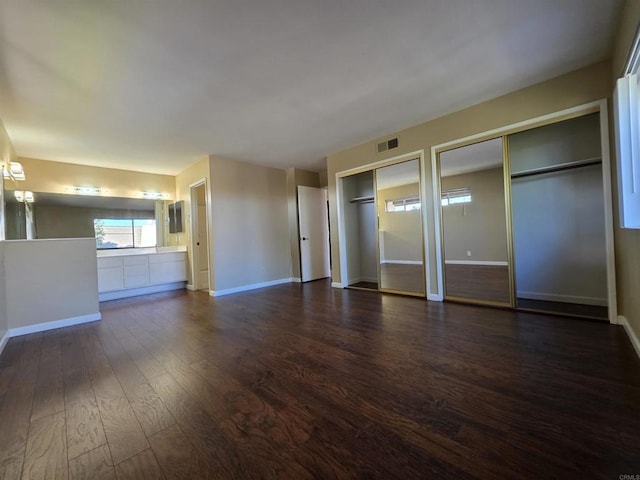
<box><xmin>439</xmin><ymin>138</ymin><xmax>511</xmax><ymax>305</ymax></box>
<box><xmin>376</xmin><ymin>159</ymin><xmax>425</xmax><ymax>295</ymax></box>
<box><xmin>4</xmin><ymin>191</ymin><xmax>166</xmax><ymax>248</ymax></box>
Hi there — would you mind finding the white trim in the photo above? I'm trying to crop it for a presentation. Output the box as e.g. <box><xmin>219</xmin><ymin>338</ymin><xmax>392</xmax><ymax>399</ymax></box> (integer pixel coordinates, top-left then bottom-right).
<box><xmin>380</xmin><ymin>260</ymin><xmax>423</xmax><ymax>265</ymax></box>
<box><xmin>598</xmin><ymin>100</ymin><xmax>618</xmax><ymax>324</ymax></box>
<box><xmin>335</xmin><ymin>171</ymin><xmax>349</xmax><ymax>291</ymax></box>
<box><xmin>9</xmin><ymin>313</ymin><xmax>102</xmax><ymax>338</ymax></box>
<box><xmin>99</xmin><ymin>282</ymin><xmax>186</xmax><ymax>301</ymax></box>
<box><xmin>444</xmin><ymin>260</ymin><xmax>508</xmax><ymax>266</ymax></box>
<box><xmin>0</xmin><ymin>330</ymin><xmax>9</xmax><ymax>356</ymax></box>
<box><xmin>619</xmin><ymin>315</ymin><xmax>640</xmax><ymax>358</ymax></box>
<box><xmin>518</xmin><ymin>291</ymin><xmax>607</xmax><ymax>307</ymax></box>
<box><xmin>331</xmin><ymin>282</ymin><xmax>344</xmax><ymax>288</ymax></box>
<box><xmin>430</xmin><ymin>146</ymin><xmax>444</xmax><ymax>301</ymax></box>
<box><xmin>210</xmin><ymin>278</ymin><xmax>292</xmax><ymax>297</ymax></box>
<box><xmin>186</xmin><ymin>284</ymin><xmax>197</xmax><ymax>291</ymax></box>
<box><xmin>291</xmin><ymin>277</ymin><xmax>302</xmax><ymax>283</ymax></box>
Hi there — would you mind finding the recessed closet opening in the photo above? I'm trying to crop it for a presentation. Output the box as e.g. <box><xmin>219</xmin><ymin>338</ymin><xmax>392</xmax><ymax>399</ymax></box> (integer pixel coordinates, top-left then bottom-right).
<box><xmin>509</xmin><ymin>113</ymin><xmax>608</xmax><ymax>320</ymax></box>
<box><xmin>342</xmin><ymin>171</ymin><xmax>378</xmax><ymax>290</ymax></box>
<box><xmin>435</xmin><ymin>106</ymin><xmax>615</xmax><ymax>322</ymax></box>
<box><xmin>337</xmin><ymin>156</ymin><xmax>426</xmax><ymax>297</ymax></box>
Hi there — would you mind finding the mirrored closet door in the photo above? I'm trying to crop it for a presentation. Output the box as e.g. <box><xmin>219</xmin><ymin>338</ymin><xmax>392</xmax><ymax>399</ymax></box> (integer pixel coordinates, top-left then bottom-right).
<box><xmin>375</xmin><ymin>159</ymin><xmax>425</xmax><ymax>296</ymax></box>
<box><xmin>438</xmin><ymin>138</ymin><xmax>512</xmax><ymax>306</ymax></box>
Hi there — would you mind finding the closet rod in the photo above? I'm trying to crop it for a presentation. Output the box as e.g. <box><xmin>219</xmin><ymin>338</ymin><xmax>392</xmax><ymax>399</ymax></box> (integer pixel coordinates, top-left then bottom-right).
<box><xmin>511</xmin><ymin>157</ymin><xmax>602</xmax><ymax>180</ymax></box>
<box><xmin>349</xmin><ymin>196</ymin><xmax>375</xmax><ymax>204</ymax></box>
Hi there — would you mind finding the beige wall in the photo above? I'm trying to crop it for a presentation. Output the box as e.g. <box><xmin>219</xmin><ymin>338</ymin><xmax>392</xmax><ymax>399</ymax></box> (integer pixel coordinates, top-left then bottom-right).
<box><xmin>4</xmin><ymin>239</ymin><xmax>100</xmax><ymax>329</ymax></box>
<box><xmin>34</xmin><ymin>205</ymin><xmax>154</xmax><ymax>239</ymax></box>
<box><xmin>612</xmin><ymin>1</ymin><xmax>640</xmax><ymax>340</ymax></box>
<box><xmin>377</xmin><ymin>183</ymin><xmax>422</xmax><ymax>262</ymax></box>
<box><xmin>327</xmin><ymin>61</ymin><xmax>612</xmax><ymax>293</ymax></box>
<box><xmin>441</xmin><ymin>168</ymin><xmax>507</xmax><ymax>262</ymax></box>
<box><xmin>174</xmin><ymin>156</ymin><xmax>212</xmax><ymax>289</ymax></box>
<box><xmin>210</xmin><ymin>156</ymin><xmax>290</xmax><ymax>291</ymax></box>
<box><xmin>318</xmin><ymin>170</ymin><xmax>328</xmax><ymax>188</ymax></box>
<box><xmin>286</xmin><ymin>168</ymin><xmax>320</xmax><ymax>279</ymax></box>
<box><xmin>17</xmin><ymin>156</ymin><xmax>175</xmax><ymax>199</ymax></box>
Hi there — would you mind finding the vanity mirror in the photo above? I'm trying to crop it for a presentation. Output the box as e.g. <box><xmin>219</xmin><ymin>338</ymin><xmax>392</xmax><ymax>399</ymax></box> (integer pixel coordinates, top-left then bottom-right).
<box><xmin>4</xmin><ymin>190</ymin><xmax>168</xmax><ymax>247</ymax></box>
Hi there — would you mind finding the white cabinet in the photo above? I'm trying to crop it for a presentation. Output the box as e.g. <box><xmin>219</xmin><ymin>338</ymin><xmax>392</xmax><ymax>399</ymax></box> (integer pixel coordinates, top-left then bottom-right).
<box><xmin>124</xmin><ymin>255</ymin><xmax>150</xmax><ymax>288</ymax></box>
<box><xmin>97</xmin><ymin>250</ymin><xmax>187</xmax><ymax>300</ymax></box>
<box><xmin>97</xmin><ymin>257</ymin><xmax>124</xmax><ymax>292</ymax></box>
<box><xmin>149</xmin><ymin>252</ymin><xmax>187</xmax><ymax>284</ymax></box>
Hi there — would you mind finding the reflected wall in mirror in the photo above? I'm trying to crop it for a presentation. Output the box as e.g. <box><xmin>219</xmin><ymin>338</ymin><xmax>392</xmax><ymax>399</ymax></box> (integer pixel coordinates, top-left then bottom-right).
<box><xmin>4</xmin><ymin>191</ymin><xmax>166</xmax><ymax>248</ymax></box>
<box><xmin>376</xmin><ymin>159</ymin><xmax>425</xmax><ymax>295</ymax></box>
<box><xmin>439</xmin><ymin>137</ymin><xmax>511</xmax><ymax>305</ymax></box>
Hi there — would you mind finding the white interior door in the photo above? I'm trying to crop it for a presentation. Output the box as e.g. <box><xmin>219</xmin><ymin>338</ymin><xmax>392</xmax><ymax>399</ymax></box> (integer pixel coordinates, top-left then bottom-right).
<box><xmin>298</xmin><ymin>185</ymin><xmax>330</xmax><ymax>282</ymax></box>
<box><xmin>192</xmin><ymin>183</ymin><xmax>209</xmax><ymax>291</ymax></box>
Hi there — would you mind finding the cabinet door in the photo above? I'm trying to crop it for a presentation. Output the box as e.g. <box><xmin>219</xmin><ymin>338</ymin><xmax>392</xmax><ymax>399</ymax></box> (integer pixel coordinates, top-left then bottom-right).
<box><xmin>98</xmin><ymin>266</ymin><xmax>124</xmax><ymax>292</ymax></box>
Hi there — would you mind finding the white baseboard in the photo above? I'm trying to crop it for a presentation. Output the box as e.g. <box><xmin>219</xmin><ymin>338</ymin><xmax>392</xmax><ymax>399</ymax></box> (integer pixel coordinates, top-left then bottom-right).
<box><xmin>380</xmin><ymin>260</ymin><xmax>423</xmax><ymax>265</ymax></box>
<box><xmin>291</xmin><ymin>277</ymin><xmax>302</xmax><ymax>283</ymax></box>
<box><xmin>186</xmin><ymin>284</ymin><xmax>197</xmax><ymax>291</ymax></box>
<box><xmin>210</xmin><ymin>277</ymin><xmax>293</xmax><ymax>297</ymax></box>
<box><xmin>9</xmin><ymin>312</ymin><xmax>102</xmax><ymax>338</ymax></box>
<box><xmin>445</xmin><ymin>260</ymin><xmax>509</xmax><ymax>266</ymax></box>
<box><xmin>99</xmin><ymin>282</ymin><xmax>186</xmax><ymax>302</ymax></box>
<box><xmin>331</xmin><ymin>282</ymin><xmax>344</xmax><ymax>288</ymax></box>
<box><xmin>619</xmin><ymin>315</ymin><xmax>640</xmax><ymax>359</ymax></box>
<box><xmin>0</xmin><ymin>330</ymin><xmax>9</xmax><ymax>357</ymax></box>
<box><xmin>427</xmin><ymin>293</ymin><xmax>444</xmax><ymax>301</ymax></box>
<box><xmin>518</xmin><ymin>291</ymin><xmax>607</xmax><ymax>307</ymax></box>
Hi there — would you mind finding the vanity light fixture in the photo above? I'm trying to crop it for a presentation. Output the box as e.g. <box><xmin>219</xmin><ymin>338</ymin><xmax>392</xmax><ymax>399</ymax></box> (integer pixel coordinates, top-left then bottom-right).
<box><xmin>140</xmin><ymin>191</ymin><xmax>170</xmax><ymax>200</ymax></box>
<box><xmin>14</xmin><ymin>190</ymin><xmax>34</xmax><ymax>203</ymax></box>
<box><xmin>65</xmin><ymin>186</ymin><xmax>105</xmax><ymax>195</ymax></box>
<box><xmin>2</xmin><ymin>161</ymin><xmax>26</xmax><ymax>181</ymax></box>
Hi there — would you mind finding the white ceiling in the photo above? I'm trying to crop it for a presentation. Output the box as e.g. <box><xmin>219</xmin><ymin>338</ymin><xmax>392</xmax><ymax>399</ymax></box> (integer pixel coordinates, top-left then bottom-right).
<box><xmin>0</xmin><ymin>0</ymin><xmax>623</xmax><ymax>175</ymax></box>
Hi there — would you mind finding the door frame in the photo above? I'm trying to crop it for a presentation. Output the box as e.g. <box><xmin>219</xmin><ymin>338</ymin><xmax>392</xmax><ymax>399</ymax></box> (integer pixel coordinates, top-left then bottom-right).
<box><xmin>189</xmin><ymin>178</ymin><xmax>212</xmax><ymax>292</ymax></box>
<box><xmin>430</xmin><ymin>99</ymin><xmax>617</xmax><ymax>324</ymax></box>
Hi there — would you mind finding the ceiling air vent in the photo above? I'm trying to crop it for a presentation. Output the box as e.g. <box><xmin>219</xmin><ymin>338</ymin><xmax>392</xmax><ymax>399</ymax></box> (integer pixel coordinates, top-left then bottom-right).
<box><xmin>377</xmin><ymin>137</ymin><xmax>399</xmax><ymax>153</ymax></box>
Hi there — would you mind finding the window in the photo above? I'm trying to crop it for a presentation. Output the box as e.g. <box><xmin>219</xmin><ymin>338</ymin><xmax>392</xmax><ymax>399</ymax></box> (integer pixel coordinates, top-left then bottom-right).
<box><xmin>385</xmin><ymin>196</ymin><xmax>420</xmax><ymax>212</ymax></box>
<box><xmin>614</xmin><ymin>35</ymin><xmax>640</xmax><ymax>228</ymax></box>
<box><xmin>441</xmin><ymin>186</ymin><xmax>471</xmax><ymax>206</ymax></box>
<box><xmin>94</xmin><ymin>219</ymin><xmax>156</xmax><ymax>249</ymax></box>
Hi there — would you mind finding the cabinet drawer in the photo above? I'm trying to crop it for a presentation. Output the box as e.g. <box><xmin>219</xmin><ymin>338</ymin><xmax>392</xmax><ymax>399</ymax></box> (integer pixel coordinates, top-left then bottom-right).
<box><xmin>98</xmin><ymin>257</ymin><xmax>124</xmax><ymax>269</ymax></box>
<box><xmin>124</xmin><ymin>255</ymin><xmax>149</xmax><ymax>266</ymax></box>
<box><xmin>149</xmin><ymin>252</ymin><xmax>185</xmax><ymax>264</ymax></box>
<box><xmin>149</xmin><ymin>261</ymin><xmax>187</xmax><ymax>284</ymax></box>
<box><xmin>98</xmin><ymin>266</ymin><xmax>124</xmax><ymax>292</ymax></box>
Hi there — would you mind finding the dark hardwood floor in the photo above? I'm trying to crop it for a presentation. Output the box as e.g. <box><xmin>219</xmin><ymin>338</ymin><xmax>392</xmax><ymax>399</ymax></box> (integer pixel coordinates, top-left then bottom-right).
<box><xmin>1</xmin><ymin>279</ymin><xmax>639</xmax><ymax>479</ymax></box>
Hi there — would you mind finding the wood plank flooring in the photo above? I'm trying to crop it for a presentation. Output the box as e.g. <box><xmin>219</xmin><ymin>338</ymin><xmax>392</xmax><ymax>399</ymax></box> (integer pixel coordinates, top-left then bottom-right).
<box><xmin>0</xmin><ymin>279</ymin><xmax>639</xmax><ymax>479</ymax></box>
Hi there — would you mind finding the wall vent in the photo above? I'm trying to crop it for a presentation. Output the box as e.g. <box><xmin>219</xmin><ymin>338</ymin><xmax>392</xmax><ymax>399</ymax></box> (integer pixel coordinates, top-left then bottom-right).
<box><xmin>377</xmin><ymin>137</ymin><xmax>399</xmax><ymax>153</ymax></box>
